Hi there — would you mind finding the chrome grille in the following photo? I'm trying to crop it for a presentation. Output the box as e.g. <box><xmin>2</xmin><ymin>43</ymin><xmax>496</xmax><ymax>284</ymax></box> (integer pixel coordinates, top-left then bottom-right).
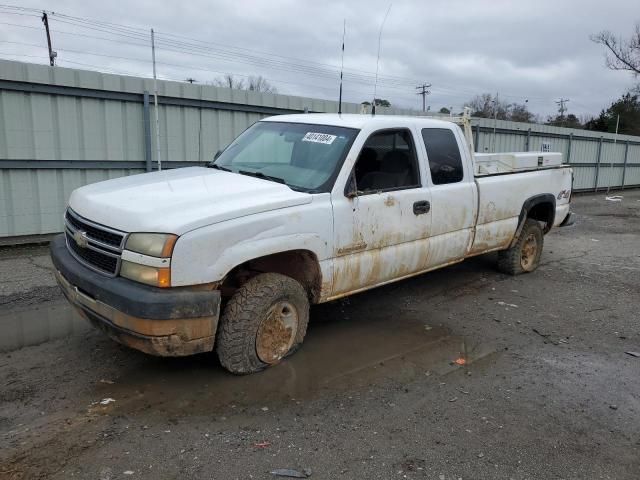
<box><xmin>65</xmin><ymin>210</ymin><xmax>123</xmax><ymax>248</ymax></box>
<box><xmin>64</xmin><ymin>208</ymin><xmax>126</xmax><ymax>276</ymax></box>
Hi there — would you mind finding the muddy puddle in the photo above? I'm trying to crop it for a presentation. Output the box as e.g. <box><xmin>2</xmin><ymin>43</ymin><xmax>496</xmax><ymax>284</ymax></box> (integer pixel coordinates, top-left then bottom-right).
<box><xmin>88</xmin><ymin>302</ymin><xmax>497</xmax><ymax>418</ymax></box>
<box><xmin>0</xmin><ymin>301</ymin><xmax>87</xmax><ymax>352</ymax></box>
<box><xmin>1</xmin><ymin>285</ymin><xmax>497</xmax><ymax>417</ymax></box>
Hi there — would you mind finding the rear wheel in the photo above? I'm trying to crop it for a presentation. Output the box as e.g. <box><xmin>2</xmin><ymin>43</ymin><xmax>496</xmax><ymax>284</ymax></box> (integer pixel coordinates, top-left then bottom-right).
<box><xmin>497</xmin><ymin>219</ymin><xmax>544</xmax><ymax>275</ymax></box>
<box><xmin>216</xmin><ymin>273</ymin><xmax>309</xmax><ymax>374</ymax></box>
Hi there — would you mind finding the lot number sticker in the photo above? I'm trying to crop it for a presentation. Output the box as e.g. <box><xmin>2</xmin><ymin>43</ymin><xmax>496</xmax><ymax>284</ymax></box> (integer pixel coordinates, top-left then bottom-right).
<box><xmin>302</xmin><ymin>132</ymin><xmax>337</xmax><ymax>144</ymax></box>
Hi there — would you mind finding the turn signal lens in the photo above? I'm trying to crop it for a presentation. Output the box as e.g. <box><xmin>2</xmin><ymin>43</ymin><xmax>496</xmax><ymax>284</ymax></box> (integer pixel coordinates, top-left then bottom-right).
<box><xmin>121</xmin><ymin>261</ymin><xmax>171</xmax><ymax>288</ymax></box>
<box><xmin>157</xmin><ymin>268</ymin><xmax>171</xmax><ymax>288</ymax></box>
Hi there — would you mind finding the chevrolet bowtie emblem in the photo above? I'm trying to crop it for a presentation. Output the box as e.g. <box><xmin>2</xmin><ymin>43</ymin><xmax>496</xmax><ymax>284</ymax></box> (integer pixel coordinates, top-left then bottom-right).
<box><xmin>73</xmin><ymin>229</ymin><xmax>89</xmax><ymax>248</ymax></box>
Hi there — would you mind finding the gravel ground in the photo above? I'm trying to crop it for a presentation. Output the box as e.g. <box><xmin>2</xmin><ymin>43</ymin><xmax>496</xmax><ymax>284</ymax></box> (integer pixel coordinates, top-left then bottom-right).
<box><xmin>0</xmin><ymin>190</ymin><xmax>639</xmax><ymax>480</ymax></box>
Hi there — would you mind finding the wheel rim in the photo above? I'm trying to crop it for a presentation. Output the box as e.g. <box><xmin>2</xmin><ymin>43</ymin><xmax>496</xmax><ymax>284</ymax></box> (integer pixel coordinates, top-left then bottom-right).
<box><xmin>256</xmin><ymin>301</ymin><xmax>299</xmax><ymax>364</ymax></box>
<box><xmin>520</xmin><ymin>233</ymin><xmax>538</xmax><ymax>271</ymax></box>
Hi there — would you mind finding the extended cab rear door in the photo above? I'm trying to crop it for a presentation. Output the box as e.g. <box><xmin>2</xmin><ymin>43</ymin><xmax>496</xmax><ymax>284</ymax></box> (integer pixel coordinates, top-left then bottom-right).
<box><xmin>417</xmin><ymin>126</ymin><xmax>478</xmax><ymax>267</ymax></box>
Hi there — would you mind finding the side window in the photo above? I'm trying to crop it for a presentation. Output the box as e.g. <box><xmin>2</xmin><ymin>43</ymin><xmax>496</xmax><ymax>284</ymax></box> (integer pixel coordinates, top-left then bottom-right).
<box><xmin>353</xmin><ymin>129</ymin><xmax>420</xmax><ymax>193</ymax></box>
<box><xmin>421</xmin><ymin>128</ymin><xmax>464</xmax><ymax>185</ymax></box>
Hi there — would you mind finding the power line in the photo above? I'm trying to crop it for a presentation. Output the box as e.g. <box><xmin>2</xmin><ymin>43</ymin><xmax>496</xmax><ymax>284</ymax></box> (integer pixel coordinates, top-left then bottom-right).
<box><xmin>0</xmin><ymin>32</ymin><xmax>420</xmax><ymax>96</ymax></box>
<box><xmin>1</xmin><ymin>19</ymin><xmax>556</xmax><ymax>106</ymax></box>
<box><xmin>0</xmin><ymin>40</ymin><xmax>422</xmax><ymax>104</ymax></box>
<box><xmin>44</xmin><ymin>9</ymin><xmax>428</xmax><ymax>86</ymax></box>
<box><xmin>10</xmin><ymin>7</ymin><xmax>421</xmax><ymax>89</ymax></box>
<box><xmin>0</xmin><ymin>5</ymin><xmax>597</xmax><ymax>113</ymax></box>
<box><xmin>0</xmin><ymin>20</ymin><xmax>163</xmax><ymax>50</ymax></box>
<box><xmin>0</xmin><ymin>6</ymin><xmax>565</xmax><ymax>106</ymax></box>
<box><xmin>49</xmin><ymin>19</ymin><xmax>414</xmax><ymax>91</ymax></box>
<box><xmin>154</xmin><ymin>29</ymin><xmax>427</xmax><ymax>86</ymax></box>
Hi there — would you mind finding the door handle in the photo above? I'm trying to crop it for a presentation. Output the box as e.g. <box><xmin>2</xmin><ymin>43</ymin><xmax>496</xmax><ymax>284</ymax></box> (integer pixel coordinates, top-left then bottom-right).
<box><xmin>413</xmin><ymin>200</ymin><xmax>431</xmax><ymax>215</ymax></box>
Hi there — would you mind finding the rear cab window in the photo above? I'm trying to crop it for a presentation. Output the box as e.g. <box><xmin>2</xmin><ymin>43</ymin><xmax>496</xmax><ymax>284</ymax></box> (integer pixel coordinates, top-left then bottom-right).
<box><xmin>421</xmin><ymin>128</ymin><xmax>464</xmax><ymax>185</ymax></box>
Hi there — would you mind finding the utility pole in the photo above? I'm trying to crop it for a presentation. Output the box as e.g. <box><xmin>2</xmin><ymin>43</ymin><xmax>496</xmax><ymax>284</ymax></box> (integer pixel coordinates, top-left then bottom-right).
<box><xmin>151</xmin><ymin>29</ymin><xmax>162</xmax><ymax>171</ymax></box>
<box><xmin>556</xmin><ymin>98</ymin><xmax>569</xmax><ymax>127</ymax></box>
<box><xmin>606</xmin><ymin>114</ymin><xmax>620</xmax><ymax>195</ymax></box>
<box><xmin>492</xmin><ymin>92</ymin><xmax>499</xmax><ymax>152</ymax></box>
<box><xmin>41</xmin><ymin>11</ymin><xmax>56</xmax><ymax>66</ymax></box>
<box><xmin>415</xmin><ymin>83</ymin><xmax>431</xmax><ymax>113</ymax></box>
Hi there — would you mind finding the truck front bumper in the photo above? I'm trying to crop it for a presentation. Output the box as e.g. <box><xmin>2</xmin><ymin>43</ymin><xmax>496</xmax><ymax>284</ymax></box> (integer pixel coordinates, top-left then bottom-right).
<box><xmin>50</xmin><ymin>235</ymin><xmax>220</xmax><ymax>357</ymax></box>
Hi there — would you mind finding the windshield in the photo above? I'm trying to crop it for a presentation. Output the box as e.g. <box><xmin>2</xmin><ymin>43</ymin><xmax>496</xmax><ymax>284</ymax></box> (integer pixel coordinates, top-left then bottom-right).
<box><xmin>211</xmin><ymin>121</ymin><xmax>359</xmax><ymax>192</ymax></box>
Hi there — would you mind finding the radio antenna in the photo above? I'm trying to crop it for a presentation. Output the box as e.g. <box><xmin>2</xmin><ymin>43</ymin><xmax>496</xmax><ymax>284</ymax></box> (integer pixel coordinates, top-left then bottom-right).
<box><xmin>372</xmin><ymin>4</ymin><xmax>392</xmax><ymax>115</ymax></box>
<box><xmin>338</xmin><ymin>19</ymin><xmax>346</xmax><ymax>115</ymax></box>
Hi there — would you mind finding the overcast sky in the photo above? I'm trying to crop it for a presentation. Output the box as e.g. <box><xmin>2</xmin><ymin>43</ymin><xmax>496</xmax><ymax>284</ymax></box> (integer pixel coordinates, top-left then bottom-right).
<box><xmin>1</xmin><ymin>0</ymin><xmax>638</xmax><ymax>117</ymax></box>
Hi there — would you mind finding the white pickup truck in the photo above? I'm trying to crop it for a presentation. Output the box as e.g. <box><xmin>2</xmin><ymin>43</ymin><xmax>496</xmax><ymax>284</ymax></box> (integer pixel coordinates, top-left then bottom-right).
<box><xmin>51</xmin><ymin>112</ymin><xmax>573</xmax><ymax>374</ymax></box>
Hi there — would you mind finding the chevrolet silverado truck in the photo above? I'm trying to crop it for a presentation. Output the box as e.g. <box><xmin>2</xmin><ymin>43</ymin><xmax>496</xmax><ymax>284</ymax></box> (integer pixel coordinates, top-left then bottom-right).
<box><xmin>50</xmin><ymin>111</ymin><xmax>573</xmax><ymax>374</ymax></box>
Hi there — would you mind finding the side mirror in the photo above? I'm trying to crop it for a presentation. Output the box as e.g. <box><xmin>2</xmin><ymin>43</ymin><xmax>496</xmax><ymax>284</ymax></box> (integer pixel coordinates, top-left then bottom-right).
<box><xmin>214</xmin><ymin>150</ymin><xmax>222</xmax><ymax>160</ymax></box>
<box><xmin>344</xmin><ymin>172</ymin><xmax>359</xmax><ymax>199</ymax></box>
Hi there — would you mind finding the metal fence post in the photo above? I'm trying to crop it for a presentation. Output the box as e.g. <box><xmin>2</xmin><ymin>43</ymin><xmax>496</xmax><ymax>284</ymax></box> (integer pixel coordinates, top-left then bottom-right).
<box><xmin>567</xmin><ymin>133</ymin><xmax>573</xmax><ymax>163</ymax></box>
<box><xmin>621</xmin><ymin>141</ymin><xmax>630</xmax><ymax>189</ymax></box>
<box><xmin>594</xmin><ymin>136</ymin><xmax>603</xmax><ymax>192</ymax></box>
<box><xmin>525</xmin><ymin>128</ymin><xmax>531</xmax><ymax>151</ymax></box>
<box><xmin>143</xmin><ymin>90</ymin><xmax>152</xmax><ymax>172</ymax></box>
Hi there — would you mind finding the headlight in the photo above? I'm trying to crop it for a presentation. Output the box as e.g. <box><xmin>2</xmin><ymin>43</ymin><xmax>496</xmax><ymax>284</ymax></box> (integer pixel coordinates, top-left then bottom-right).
<box><xmin>125</xmin><ymin>233</ymin><xmax>177</xmax><ymax>257</ymax></box>
<box><xmin>120</xmin><ymin>260</ymin><xmax>171</xmax><ymax>288</ymax></box>
<box><xmin>121</xmin><ymin>233</ymin><xmax>177</xmax><ymax>287</ymax></box>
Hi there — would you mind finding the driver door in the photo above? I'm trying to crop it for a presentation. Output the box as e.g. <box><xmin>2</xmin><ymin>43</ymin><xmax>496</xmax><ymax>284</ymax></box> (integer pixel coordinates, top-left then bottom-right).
<box><xmin>330</xmin><ymin>127</ymin><xmax>432</xmax><ymax>297</ymax></box>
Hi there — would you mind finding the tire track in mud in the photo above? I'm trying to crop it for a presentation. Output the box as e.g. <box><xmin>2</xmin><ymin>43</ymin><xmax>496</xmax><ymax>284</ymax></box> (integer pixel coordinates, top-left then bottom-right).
<box><xmin>1</xmin><ymin>406</ymin><xmax>112</xmax><ymax>479</ymax></box>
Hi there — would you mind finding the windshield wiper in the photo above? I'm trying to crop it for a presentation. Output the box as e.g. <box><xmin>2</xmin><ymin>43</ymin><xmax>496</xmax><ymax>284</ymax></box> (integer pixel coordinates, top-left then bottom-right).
<box><xmin>238</xmin><ymin>169</ymin><xmax>286</xmax><ymax>185</ymax></box>
<box><xmin>210</xmin><ymin>165</ymin><xmax>288</xmax><ymax>187</ymax></box>
<box><xmin>208</xmin><ymin>164</ymin><xmax>231</xmax><ymax>172</ymax></box>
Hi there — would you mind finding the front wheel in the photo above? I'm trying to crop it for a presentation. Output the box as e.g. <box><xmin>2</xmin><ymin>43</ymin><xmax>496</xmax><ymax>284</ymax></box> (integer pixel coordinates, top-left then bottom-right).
<box><xmin>497</xmin><ymin>219</ymin><xmax>544</xmax><ymax>275</ymax></box>
<box><xmin>216</xmin><ymin>273</ymin><xmax>309</xmax><ymax>374</ymax></box>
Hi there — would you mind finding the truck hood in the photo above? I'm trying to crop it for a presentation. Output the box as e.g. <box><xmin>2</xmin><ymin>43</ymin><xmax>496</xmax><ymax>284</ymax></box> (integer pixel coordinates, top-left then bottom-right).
<box><xmin>68</xmin><ymin>167</ymin><xmax>313</xmax><ymax>234</ymax></box>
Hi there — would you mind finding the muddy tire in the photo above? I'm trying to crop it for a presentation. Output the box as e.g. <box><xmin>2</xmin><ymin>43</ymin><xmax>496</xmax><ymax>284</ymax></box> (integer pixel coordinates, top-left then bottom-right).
<box><xmin>216</xmin><ymin>273</ymin><xmax>309</xmax><ymax>375</ymax></box>
<box><xmin>497</xmin><ymin>219</ymin><xmax>544</xmax><ymax>275</ymax></box>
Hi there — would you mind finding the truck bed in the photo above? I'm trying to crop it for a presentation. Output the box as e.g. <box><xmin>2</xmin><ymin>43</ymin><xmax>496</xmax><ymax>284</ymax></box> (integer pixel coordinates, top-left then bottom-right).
<box><xmin>469</xmin><ymin>165</ymin><xmax>573</xmax><ymax>255</ymax></box>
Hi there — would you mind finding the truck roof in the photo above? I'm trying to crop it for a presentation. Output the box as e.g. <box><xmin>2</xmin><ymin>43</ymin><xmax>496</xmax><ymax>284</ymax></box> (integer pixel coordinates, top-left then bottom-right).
<box><xmin>261</xmin><ymin>113</ymin><xmax>456</xmax><ymax>130</ymax></box>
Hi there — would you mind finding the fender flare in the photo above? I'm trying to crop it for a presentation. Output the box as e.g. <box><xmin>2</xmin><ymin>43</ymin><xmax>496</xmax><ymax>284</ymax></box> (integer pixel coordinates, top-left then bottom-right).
<box><xmin>510</xmin><ymin>194</ymin><xmax>556</xmax><ymax>247</ymax></box>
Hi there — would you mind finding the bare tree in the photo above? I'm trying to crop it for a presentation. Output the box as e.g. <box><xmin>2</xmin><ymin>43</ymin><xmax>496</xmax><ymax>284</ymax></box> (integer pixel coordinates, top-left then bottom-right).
<box><xmin>210</xmin><ymin>74</ymin><xmax>277</xmax><ymax>93</ymax></box>
<box><xmin>247</xmin><ymin>75</ymin><xmax>277</xmax><ymax>93</ymax></box>
<box><xmin>465</xmin><ymin>94</ymin><xmax>537</xmax><ymax>123</ymax></box>
<box><xmin>211</xmin><ymin>74</ymin><xmax>246</xmax><ymax>90</ymax></box>
<box><xmin>591</xmin><ymin>23</ymin><xmax>640</xmax><ymax>76</ymax></box>
<box><xmin>466</xmin><ymin>93</ymin><xmax>494</xmax><ymax>118</ymax></box>
<box><xmin>509</xmin><ymin>103</ymin><xmax>535</xmax><ymax>123</ymax></box>
<box><xmin>466</xmin><ymin>93</ymin><xmax>510</xmax><ymax>120</ymax></box>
